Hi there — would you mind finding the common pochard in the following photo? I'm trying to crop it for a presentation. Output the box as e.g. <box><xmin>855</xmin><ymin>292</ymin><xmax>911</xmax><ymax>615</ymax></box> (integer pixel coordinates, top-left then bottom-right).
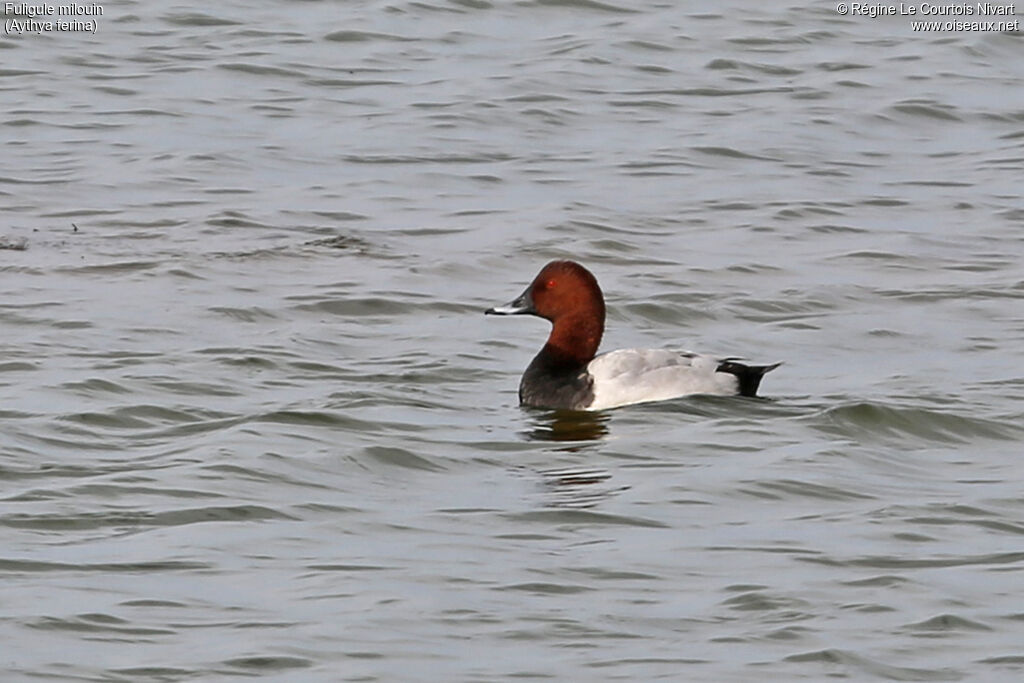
<box><xmin>486</xmin><ymin>260</ymin><xmax>780</xmax><ymax>411</ymax></box>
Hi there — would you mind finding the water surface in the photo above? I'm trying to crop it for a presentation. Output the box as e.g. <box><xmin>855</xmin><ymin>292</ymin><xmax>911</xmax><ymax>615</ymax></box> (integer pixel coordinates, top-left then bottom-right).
<box><xmin>2</xmin><ymin>1</ymin><xmax>1024</xmax><ymax>680</ymax></box>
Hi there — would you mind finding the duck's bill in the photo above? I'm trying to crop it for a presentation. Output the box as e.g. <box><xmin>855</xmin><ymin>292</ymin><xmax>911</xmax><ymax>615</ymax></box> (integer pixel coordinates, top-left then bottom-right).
<box><xmin>485</xmin><ymin>288</ymin><xmax>535</xmax><ymax>315</ymax></box>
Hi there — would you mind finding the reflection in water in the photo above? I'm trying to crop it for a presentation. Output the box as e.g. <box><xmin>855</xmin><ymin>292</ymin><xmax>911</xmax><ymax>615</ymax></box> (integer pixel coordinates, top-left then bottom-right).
<box><xmin>538</xmin><ymin>466</ymin><xmax>628</xmax><ymax>509</ymax></box>
<box><xmin>520</xmin><ymin>409</ymin><xmax>627</xmax><ymax>507</ymax></box>
<box><xmin>522</xmin><ymin>408</ymin><xmax>610</xmax><ymax>442</ymax></box>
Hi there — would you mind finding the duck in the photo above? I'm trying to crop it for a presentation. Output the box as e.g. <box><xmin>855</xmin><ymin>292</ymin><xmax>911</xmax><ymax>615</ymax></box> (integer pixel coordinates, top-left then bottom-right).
<box><xmin>485</xmin><ymin>260</ymin><xmax>780</xmax><ymax>411</ymax></box>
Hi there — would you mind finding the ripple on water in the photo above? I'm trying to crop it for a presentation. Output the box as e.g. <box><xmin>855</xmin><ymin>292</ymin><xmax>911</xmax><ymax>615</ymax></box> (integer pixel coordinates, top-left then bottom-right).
<box><xmin>0</xmin><ymin>558</ymin><xmax>209</xmax><ymax>573</ymax></box>
<box><xmin>1</xmin><ymin>505</ymin><xmax>296</xmax><ymax>533</ymax></box>
<box><xmin>502</xmin><ymin>508</ymin><xmax>670</xmax><ymax>529</ymax></box>
<box><xmin>161</xmin><ymin>12</ymin><xmax>241</xmax><ymax>27</ymax></box>
<box><xmin>359</xmin><ymin>445</ymin><xmax>447</xmax><ymax>472</ymax></box>
<box><xmin>221</xmin><ymin>656</ymin><xmax>314</xmax><ymax>673</ymax></box>
<box><xmin>783</xmin><ymin>649</ymin><xmax>962</xmax><ymax>681</ymax></box>
<box><xmin>26</xmin><ymin>613</ymin><xmax>177</xmax><ymax>636</ymax></box>
<box><xmin>809</xmin><ymin>401</ymin><xmax>1023</xmax><ymax>446</ymax></box>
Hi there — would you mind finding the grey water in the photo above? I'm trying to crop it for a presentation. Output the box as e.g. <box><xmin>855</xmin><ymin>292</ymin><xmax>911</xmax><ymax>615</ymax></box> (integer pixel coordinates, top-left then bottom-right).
<box><xmin>2</xmin><ymin>1</ymin><xmax>1024</xmax><ymax>680</ymax></box>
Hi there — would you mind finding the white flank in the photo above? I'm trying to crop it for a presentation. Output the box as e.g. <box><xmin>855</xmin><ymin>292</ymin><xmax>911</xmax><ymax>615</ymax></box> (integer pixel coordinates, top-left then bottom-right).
<box><xmin>586</xmin><ymin>349</ymin><xmax>738</xmax><ymax>410</ymax></box>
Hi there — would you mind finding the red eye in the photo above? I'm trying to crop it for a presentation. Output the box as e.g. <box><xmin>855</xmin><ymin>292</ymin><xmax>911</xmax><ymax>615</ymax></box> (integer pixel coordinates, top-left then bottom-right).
<box><xmin>546</xmin><ymin>278</ymin><xmax>557</xmax><ymax>289</ymax></box>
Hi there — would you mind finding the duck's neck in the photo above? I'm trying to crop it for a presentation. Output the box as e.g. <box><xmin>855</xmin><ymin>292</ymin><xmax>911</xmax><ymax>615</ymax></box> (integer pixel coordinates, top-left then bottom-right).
<box><xmin>540</xmin><ymin>312</ymin><xmax>604</xmax><ymax>369</ymax></box>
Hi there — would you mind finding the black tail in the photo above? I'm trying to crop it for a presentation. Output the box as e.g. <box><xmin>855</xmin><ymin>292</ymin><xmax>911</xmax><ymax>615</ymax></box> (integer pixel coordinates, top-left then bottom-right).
<box><xmin>716</xmin><ymin>360</ymin><xmax>782</xmax><ymax>398</ymax></box>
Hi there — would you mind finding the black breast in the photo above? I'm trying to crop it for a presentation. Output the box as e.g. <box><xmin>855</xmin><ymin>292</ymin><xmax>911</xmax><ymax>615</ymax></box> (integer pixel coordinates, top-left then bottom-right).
<box><xmin>518</xmin><ymin>353</ymin><xmax>595</xmax><ymax>410</ymax></box>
